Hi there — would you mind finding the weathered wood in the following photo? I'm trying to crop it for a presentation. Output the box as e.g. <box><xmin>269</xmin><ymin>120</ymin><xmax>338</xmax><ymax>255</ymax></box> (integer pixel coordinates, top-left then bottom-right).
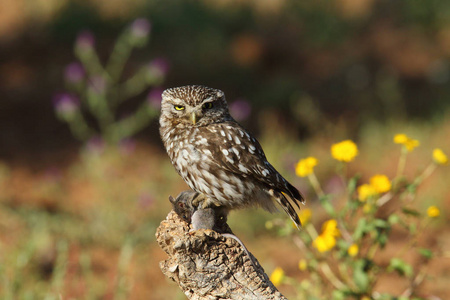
<box><xmin>156</xmin><ymin>211</ymin><xmax>287</xmax><ymax>300</ymax></box>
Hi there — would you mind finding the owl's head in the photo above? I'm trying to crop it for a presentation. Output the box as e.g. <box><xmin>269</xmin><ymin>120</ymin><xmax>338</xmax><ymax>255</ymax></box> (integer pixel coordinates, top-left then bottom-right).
<box><xmin>160</xmin><ymin>85</ymin><xmax>232</xmax><ymax>127</ymax></box>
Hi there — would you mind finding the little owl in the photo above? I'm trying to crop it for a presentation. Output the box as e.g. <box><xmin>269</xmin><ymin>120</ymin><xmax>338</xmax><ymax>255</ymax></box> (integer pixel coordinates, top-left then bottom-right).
<box><xmin>160</xmin><ymin>85</ymin><xmax>304</xmax><ymax>228</ymax></box>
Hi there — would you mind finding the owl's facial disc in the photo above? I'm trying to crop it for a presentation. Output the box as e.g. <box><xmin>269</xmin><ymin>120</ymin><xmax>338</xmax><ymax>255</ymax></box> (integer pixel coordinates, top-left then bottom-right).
<box><xmin>187</xmin><ymin>97</ymin><xmax>215</xmax><ymax>125</ymax></box>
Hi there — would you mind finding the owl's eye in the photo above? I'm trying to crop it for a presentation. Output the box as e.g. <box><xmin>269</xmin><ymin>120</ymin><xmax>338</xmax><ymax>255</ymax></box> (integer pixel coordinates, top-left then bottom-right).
<box><xmin>202</xmin><ymin>102</ymin><xmax>213</xmax><ymax>109</ymax></box>
<box><xmin>174</xmin><ymin>105</ymin><xmax>185</xmax><ymax>111</ymax></box>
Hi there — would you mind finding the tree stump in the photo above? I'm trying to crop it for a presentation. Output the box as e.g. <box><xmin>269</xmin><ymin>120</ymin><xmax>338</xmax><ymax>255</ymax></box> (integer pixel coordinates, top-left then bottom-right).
<box><xmin>156</xmin><ymin>211</ymin><xmax>287</xmax><ymax>300</ymax></box>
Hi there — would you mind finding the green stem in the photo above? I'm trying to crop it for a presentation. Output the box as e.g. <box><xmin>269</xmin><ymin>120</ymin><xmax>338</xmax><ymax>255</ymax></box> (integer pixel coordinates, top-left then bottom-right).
<box><xmin>366</xmin><ymin>243</ymin><xmax>379</xmax><ymax>260</ymax></box>
<box><xmin>76</xmin><ymin>48</ymin><xmax>108</xmax><ymax>80</ymax></box>
<box><xmin>305</xmin><ymin>223</ymin><xmax>319</xmax><ymax>240</ymax></box>
<box><xmin>338</xmin><ymin>162</ymin><xmax>348</xmax><ymax>190</ymax></box>
<box><xmin>319</xmin><ymin>262</ymin><xmax>347</xmax><ymax>290</ymax></box>
<box><xmin>106</xmin><ymin>33</ymin><xmax>133</xmax><ymax>83</ymax></box>
<box><xmin>308</xmin><ymin>172</ymin><xmax>324</xmax><ymax>198</ymax></box>
<box><xmin>413</xmin><ymin>162</ymin><xmax>437</xmax><ymax>186</ymax></box>
<box><xmin>395</xmin><ymin>147</ymin><xmax>407</xmax><ymax>183</ymax></box>
<box><xmin>67</xmin><ymin>111</ymin><xmax>94</xmax><ymax>141</ymax></box>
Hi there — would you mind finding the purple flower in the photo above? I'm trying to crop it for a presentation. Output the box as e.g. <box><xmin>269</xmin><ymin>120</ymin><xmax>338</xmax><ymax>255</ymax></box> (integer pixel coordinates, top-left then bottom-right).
<box><xmin>75</xmin><ymin>30</ymin><xmax>95</xmax><ymax>51</ymax></box>
<box><xmin>88</xmin><ymin>76</ymin><xmax>106</xmax><ymax>94</ymax></box>
<box><xmin>147</xmin><ymin>58</ymin><xmax>169</xmax><ymax>78</ymax></box>
<box><xmin>85</xmin><ymin>136</ymin><xmax>105</xmax><ymax>154</ymax></box>
<box><xmin>64</xmin><ymin>62</ymin><xmax>85</xmax><ymax>83</ymax></box>
<box><xmin>119</xmin><ymin>138</ymin><xmax>136</xmax><ymax>155</ymax></box>
<box><xmin>53</xmin><ymin>93</ymin><xmax>79</xmax><ymax>115</ymax></box>
<box><xmin>229</xmin><ymin>98</ymin><xmax>251</xmax><ymax>121</ymax></box>
<box><xmin>147</xmin><ymin>87</ymin><xmax>163</xmax><ymax>109</ymax></box>
<box><xmin>130</xmin><ymin>18</ymin><xmax>151</xmax><ymax>38</ymax></box>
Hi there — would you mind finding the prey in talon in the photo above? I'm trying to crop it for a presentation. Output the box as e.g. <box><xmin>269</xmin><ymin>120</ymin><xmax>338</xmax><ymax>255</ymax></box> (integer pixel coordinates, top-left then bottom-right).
<box><xmin>169</xmin><ymin>190</ymin><xmax>258</xmax><ymax>269</ymax></box>
<box><xmin>169</xmin><ymin>190</ymin><xmax>228</xmax><ymax>232</ymax></box>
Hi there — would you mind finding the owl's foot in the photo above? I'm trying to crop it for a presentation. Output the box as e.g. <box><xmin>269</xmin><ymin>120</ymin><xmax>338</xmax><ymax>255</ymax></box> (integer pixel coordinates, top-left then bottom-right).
<box><xmin>191</xmin><ymin>192</ymin><xmax>209</xmax><ymax>209</ymax></box>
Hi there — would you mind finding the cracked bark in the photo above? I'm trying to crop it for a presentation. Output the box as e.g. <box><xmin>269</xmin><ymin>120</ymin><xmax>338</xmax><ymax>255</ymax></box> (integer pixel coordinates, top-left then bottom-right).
<box><xmin>156</xmin><ymin>211</ymin><xmax>288</xmax><ymax>300</ymax></box>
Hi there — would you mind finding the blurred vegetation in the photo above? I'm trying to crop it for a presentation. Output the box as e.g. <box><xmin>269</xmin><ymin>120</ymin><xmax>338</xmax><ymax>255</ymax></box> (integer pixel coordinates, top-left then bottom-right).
<box><xmin>0</xmin><ymin>0</ymin><xmax>450</xmax><ymax>299</ymax></box>
<box><xmin>266</xmin><ymin>136</ymin><xmax>447</xmax><ymax>299</ymax></box>
<box><xmin>2</xmin><ymin>0</ymin><xmax>450</xmax><ymax>158</ymax></box>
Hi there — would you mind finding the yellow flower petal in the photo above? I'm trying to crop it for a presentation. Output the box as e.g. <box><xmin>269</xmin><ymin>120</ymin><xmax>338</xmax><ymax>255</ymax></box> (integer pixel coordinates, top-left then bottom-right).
<box><xmin>298</xmin><ymin>259</ymin><xmax>307</xmax><ymax>271</ymax></box>
<box><xmin>357</xmin><ymin>184</ymin><xmax>376</xmax><ymax>202</ymax></box>
<box><xmin>313</xmin><ymin>233</ymin><xmax>336</xmax><ymax>252</ymax></box>
<box><xmin>269</xmin><ymin>267</ymin><xmax>285</xmax><ymax>286</ymax></box>
<box><xmin>427</xmin><ymin>206</ymin><xmax>440</xmax><ymax>218</ymax></box>
<box><xmin>369</xmin><ymin>174</ymin><xmax>391</xmax><ymax>193</ymax></box>
<box><xmin>331</xmin><ymin>140</ymin><xmax>359</xmax><ymax>162</ymax></box>
<box><xmin>299</xmin><ymin>208</ymin><xmax>312</xmax><ymax>225</ymax></box>
<box><xmin>321</xmin><ymin>219</ymin><xmax>340</xmax><ymax>237</ymax></box>
<box><xmin>394</xmin><ymin>134</ymin><xmax>408</xmax><ymax>144</ymax></box>
<box><xmin>295</xmin><ymin>157</ymin><xmax>319</xmax><ymax>177</ymax></box>
<box><xmin>405</xmin><ymin>139</ymin><xmax>420</xmax><ymax>152</ymax></box>
<box><xmin>348</xmin><ymin>244</ymin><xmax>359</xmax><ymax>257</ymax></box>
<box><xmin>393</xmin><ymin>133</ymin><xmax>419</xmax><ymax>152</ymax></box>
<box><xmin>433</xmin><ymin>148</ymin><xmax>448</xmax><ymax>165</ymax></box>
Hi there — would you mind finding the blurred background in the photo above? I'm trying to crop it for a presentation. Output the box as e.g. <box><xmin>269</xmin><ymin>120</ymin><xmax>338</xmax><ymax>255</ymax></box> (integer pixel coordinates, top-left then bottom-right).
<box><xmin>1</xmin><ymin>0</ymin><xmax>449</xmax><ymax>299</ymax></box>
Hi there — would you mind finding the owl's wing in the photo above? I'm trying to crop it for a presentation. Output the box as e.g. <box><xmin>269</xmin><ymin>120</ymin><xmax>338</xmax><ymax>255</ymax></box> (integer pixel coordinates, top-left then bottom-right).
<box><xmin>204</xmin><ymin>122</ymin><xmax>304</xmax><ymax>226</ymax></box>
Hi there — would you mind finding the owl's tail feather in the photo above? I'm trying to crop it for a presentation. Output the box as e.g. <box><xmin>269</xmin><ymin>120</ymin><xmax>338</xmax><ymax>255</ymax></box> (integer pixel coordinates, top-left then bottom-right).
<box><xmin>271</xmin><ymin>190</ymin><xmax>302</xmax><ymax>229</ymax></box>
<box><xmin>285</xmin><ymin>181</ymin><xmax>305</xmax><ymax>208</ymax></box>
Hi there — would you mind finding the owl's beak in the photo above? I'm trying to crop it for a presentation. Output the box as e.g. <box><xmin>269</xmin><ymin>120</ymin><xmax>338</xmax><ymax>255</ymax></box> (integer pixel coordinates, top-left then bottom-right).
<box><xmin>190</xmin><ymin>112</ymin><xmax>197</xmax><ymax>125</ymax></box>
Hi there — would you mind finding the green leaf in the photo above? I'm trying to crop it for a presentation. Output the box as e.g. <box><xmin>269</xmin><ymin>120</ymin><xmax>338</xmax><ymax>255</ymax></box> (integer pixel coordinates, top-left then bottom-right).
<box><xmin>388</xmin><ymin>258</ymin><xmax>413</xmax><ymax>277</ymax></box>
<box><xmin>376</xmin><ymin>232</ymin><xmax>388</xmax><ymax>247</ymax></box>
<box><xmin>319</xmin><ymin>195</ymin><xmax>335</xmax><ymax>216</ymax></box>
<box><xmin>406</xmin><ymin>183</ymin><xmax>418</xmax><ymax>194</ymax></box>
<box><xmin>373</xmin><ymin>218</ymin><xmax>389</xmax><ymax>229</ymax></box>
<box><xmin>347</xmin><ymin>174</ymin><xmax>360</xmax><ymax>194</ymax></box>
<box><xmin>388</xmin><ymin>214</ymin><xmax>399</xmax><ymax>224</ymax></box>
<box><xmin>353</xmin><ymin>218</ymin><xmax>368</xmax><ymax>240</ymax></box>
<box><xmin>402</xmin><ymin>208</ymin><xmax>421</xmax><ymax>217</ymax></box>
<box><xmin>353</xmin><ymin>259</ymin><xmax>370</xmax><ymax>291</ymax></box>
<box><xmin>332</xmin><ymin>290</ymin><xmax>346</xmax><ymax>300</ymax></box>
<box><xmin>418</xmin><ymin>248</ymin><xmax>433</xmax><ymax>260</ymax></box>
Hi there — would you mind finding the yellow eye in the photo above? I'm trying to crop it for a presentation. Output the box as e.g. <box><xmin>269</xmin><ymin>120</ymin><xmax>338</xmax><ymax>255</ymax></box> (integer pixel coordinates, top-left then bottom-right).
<box><xmin>174</xmin><ymin>105</ymin><xmax>185</xmax><ymax>111</ymax></box>
<box><xmin>202</xmin><ymin>102</ymin><xmax>213</xmax><ymax>109</ymax></box>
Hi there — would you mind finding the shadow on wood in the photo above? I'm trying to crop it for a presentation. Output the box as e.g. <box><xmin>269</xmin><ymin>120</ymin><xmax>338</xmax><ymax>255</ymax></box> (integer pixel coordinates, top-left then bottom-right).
<box><xmin>156</xmin><ymin>211</ymin><xmax>287</xmax><ymax>300</ymax></box>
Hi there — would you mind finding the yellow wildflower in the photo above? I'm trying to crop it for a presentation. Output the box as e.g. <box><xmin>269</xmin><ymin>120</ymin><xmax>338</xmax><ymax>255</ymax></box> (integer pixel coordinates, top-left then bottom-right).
<box><xmin>331</xmin><ymin>140</ymin><xmax>359</xmax><ymax>162</ymax></box>
<box><xmin>394</xmin><ymin>133</ymin><xmax>420</xmax><ymax>152</ymax></box>
<box><xmin>427</xmin><ymin>206</ymin><xmax>440</xmax><ymax>218</ymax></box>
<box><xmin>299</xmin><ymin>208</ymin><xmax>312</xmax><ymax>225</ymax></box>
<box><xmin>298</xmin><ymin>259</ymin><xmax>307</xmax><ymax>271</ymax></box>
<box><xmin>433</xmin><ymin>148</ymin><xmax>448</xmax><ymax>165</ymax></box>
<box><xmin>313</xmin><ymin>233</ymin><xmax>337</xmax><ymax>252</ymax></box>
<box><xmin>348</xmin><ymin>244</ymin><xmax>359</xmax><ymax>257</ymax></box>
<box><xmin>269</xmin><ymin>267</ymin><xmax>285</xmax><ymax>286</ymax></box>
<box><xmin>369</xmin><ymin>174</ymin><xmax>391</xmax><ymax>193</ymax></box>
<box><xmin>313</xmin><ymin>219</ymin><xmax>340</xmax><ymax>252</ymax></box>
<box><xmin>357</xmin><ymin>184</ymin><xmax>376</xmax><ymax>202</ymax></box>
<box><xmin>295</xmin><ymin>157</ymin><xmax>318</xmax><ymax>177</ymax></box>
<box><xmin>321</xmin><ymin>219</ymin><xmax>340</xmax><ymax>237</ymax></box>
<box><xmin>393</xmin><ymin>133</ymin><xmax>408</xmax><ymax>144</ymax></box>
<box><xmin>405</xmin><ymin>139</ymin><xmax>420</xmax><ymax>151</ymax></box>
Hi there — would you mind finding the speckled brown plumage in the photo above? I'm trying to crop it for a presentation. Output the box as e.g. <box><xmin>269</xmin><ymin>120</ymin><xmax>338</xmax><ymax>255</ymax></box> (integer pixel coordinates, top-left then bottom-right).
<box><xmin>159</xmin><ymin>85</ymin><xmax>304</xmax><ymax>228</ymax></box>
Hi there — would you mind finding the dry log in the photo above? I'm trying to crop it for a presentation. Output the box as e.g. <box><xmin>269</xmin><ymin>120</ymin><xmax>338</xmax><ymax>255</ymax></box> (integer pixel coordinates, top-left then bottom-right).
<box><xmin>156</xmin><ymin>211</ymin><xmax>287</xmax><ymax>300</ymax></box>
